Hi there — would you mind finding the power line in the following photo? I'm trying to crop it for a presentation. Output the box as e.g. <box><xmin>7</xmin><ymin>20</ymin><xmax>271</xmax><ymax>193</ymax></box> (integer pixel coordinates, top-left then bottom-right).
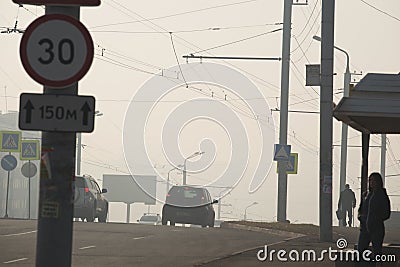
<box><xmin>91</xmin><ymin>0</ymin><xmax>261</xmax><ymax>29</ymax></box>
<box><xmin>360</xmin><ymin>0</ymin><xmax>400</xmax><ymax>22</ymax></box>
<box><xmin>191</xmin><ymin>28</ymin><xmax>283</xmax><ymax>54</ymax></box>
<box><xmin>169</xmin><ymin>32</ymin><xmax>188</xmax><ymax>87</ymax></box>
<box><xmin>91</xmin><ymin>23</ymin><xmax>282</xmax><ymax>34</ymax></box>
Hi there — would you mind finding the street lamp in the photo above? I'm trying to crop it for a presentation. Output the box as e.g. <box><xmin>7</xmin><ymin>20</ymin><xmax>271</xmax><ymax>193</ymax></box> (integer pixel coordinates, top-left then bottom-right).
<box><xmin>217</xmin><ymin>187</ymin><xmax>232</xmax><ymax>220</ymax></box>
<box><xmin>244</xmin><ymin>201</ymin><xmax>258</xmax><ymax>221</ymax></box>
<box><xmin>76</xmin><ymin>111</ymin><xmax>103</xmax><ymax>175</ymax></box>
<box><xmin>167</xmin><ymin>165</ymin><xmax>183</xmax><ymax>193</ymax></box>
<box><xmin>313</xmin><ymin>36</ymin><xmax>350</xmax><ymax>195</ymax></box>
<box><xmin>182</xmin><ymin>151</ymin><xmax>204</xmax><ymax>185</ymax></box>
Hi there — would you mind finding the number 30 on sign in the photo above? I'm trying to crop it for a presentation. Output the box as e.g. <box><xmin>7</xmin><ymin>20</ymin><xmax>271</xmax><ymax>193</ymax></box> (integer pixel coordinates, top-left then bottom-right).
<box><xmin>20</xmin><ymin>14</ymin><xmax>94</xmax><ymax>88</ymax></box>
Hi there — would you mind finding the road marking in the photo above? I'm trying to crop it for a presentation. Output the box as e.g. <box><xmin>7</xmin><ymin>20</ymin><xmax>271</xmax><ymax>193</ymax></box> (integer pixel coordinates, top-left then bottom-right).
<box><xmin>3</xmin><ymin>258</ymin><xmax>28</xmax><ymax>264</ymax></box>
<box><xmin>79</xmin><ymin>245</ymin><xmax>96</xmax><ymax>250</ymax></box>
<box><xmin>172</xmin><ymin>229</ymin><xmax>182</xmax><ymax>232</ymax></box>
<box><xmin>1</xmin><ymin>230</ymin><xmax>37</xmax><ymax>237</ymax></box>
<box><xmin>133</xmin><ymin>236</ymin><xmax>151</xmax><ymax>240</ymax></box>
<box><xmin>133</xmin><ymin>236</ymin><xmax>146</xmax><ymax>240</ymax></box>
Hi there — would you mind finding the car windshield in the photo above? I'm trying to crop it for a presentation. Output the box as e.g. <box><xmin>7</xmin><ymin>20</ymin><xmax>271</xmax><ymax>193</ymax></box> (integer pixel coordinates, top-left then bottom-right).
<box><xmin>167</xmin><ymin>187</ymin><xmax>205</xmax><ymax>206</ymax></box>
<box><xmin>140</xmin><ymin>216</ymin><xmax>158</xmax><ymax>222</ymax></box>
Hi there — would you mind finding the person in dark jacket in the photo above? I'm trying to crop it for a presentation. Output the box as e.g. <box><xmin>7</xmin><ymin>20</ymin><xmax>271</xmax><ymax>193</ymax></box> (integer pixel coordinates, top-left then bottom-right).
<box><xmin>357</xmin><ymin>172</ymin><xmax>391</xmax><ymax>261</ymax></box>
<box><xmin>338</xmin><ymin>184</ymin><xmax>356</xmax><ymax>226</ymax></box>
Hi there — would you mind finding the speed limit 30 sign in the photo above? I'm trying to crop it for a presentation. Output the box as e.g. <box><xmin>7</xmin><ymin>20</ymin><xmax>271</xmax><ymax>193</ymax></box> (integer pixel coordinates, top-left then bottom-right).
<box><xmin>20</xmin><ymin>14</ymin><xmax>94</xmax><ymax>88</ymax></box>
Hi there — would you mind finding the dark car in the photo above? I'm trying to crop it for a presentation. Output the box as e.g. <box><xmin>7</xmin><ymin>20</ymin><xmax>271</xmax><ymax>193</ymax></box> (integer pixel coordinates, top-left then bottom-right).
<box><xmin>74</xmin><ymin>175</ymin><xmax>108</xmax><ymax>222</ymax></box>
<box><xmin>162</xmin><ymin>186</ymin><xmax>218</xmax><ymax>227</ymax></box>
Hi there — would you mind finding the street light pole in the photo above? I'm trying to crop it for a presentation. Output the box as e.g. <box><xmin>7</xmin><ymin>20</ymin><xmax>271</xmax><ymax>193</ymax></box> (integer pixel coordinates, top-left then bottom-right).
<box><xmin>76</xmin><ymin>111</ymin><xmax>102</xmax><ymax>176</ymax></box>
<box><xmin>76</xmin><ymin>132</ymin><xmax>82</xmax><ymax>176</ymax></box>
<box><xmin>167</xmin><ymin>165</ymin><xmax>182</xmax><ymax>193</ymax></box>
<box><xmin>217</xmin><ymin>187</ymin><xmax>232</xmax><ymax>220</ymax></box>
<box><xmin>182</xmin><ymin>151</ymin><xmax>204</xmax><ymax>185</ymax></box>
<box><xmin>313</xmin><ymin>35</ymin><xmax>350</xmax><ymax>202</ymax></box>
<box><xmin>244</xmin><ymin>202</ymin><xmax>258</xmax><ymax>221</ymax></box>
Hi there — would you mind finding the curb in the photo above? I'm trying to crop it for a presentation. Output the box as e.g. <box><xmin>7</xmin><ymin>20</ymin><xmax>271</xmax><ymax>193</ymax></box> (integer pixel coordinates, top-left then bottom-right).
<box><xmin>220</xmin><ymin>222</ymin><xmax>305</xmax><ymax>239</ymax></box>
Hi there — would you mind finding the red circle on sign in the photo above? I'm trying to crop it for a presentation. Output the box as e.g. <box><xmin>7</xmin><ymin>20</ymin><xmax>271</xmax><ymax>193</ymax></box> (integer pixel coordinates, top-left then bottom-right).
<box><xmin>20</xmin><ymin>14</ymin><xmax>94</xmax><ymax>88</ymax></box>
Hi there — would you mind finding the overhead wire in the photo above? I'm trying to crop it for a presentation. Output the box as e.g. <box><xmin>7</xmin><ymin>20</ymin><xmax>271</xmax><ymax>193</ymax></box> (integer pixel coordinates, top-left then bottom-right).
<box><xmin>91</xmin><ymin>23</ymin><xmax>283</xmax><ymax>34</ymax></box>
<box><xmin>169</xmin><ymin>32</ymin><xmax>188</xmax><ymax>87</ymax></box>
<box><xmin>91</xmin><ymin>0</ymin><xmax>261</xmax><ymax>29</ymax></box>
<box><xmin>93</xmin><ymin>0</ymin><xmax>324</xmax><ymax>158</ymax></box>
<box><xmin>191</xmin><ymin>28</ymin><xmax>283</xmax><ymax>54</ymax></box>
<box><xmin>360</xmin><ymin>0</ymin><xmax>400</xmax><ymax>23</ymax></box>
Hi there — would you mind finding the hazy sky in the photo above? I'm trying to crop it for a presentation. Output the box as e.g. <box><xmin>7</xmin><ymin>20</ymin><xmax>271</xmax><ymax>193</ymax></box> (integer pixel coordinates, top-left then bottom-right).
<box><xmin>0</xmin><ymin>0</ymin><xmax>400</xmax><ymax>224</ymax></box>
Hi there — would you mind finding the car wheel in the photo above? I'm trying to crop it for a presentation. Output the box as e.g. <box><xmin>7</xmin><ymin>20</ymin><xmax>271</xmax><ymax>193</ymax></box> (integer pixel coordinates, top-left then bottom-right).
<box><xmin>86</xmin><ymin>206</ymin><xmax>96</xmax><ymax>222</ymax></box>
<box><xmin>209</xmin><ymin>214</ymin><xmax>215</xmax><ymax>227</ymax></box>
<box><xmin>169</xmin><ymin>221</ymin><xmax>175</xmax><ymax>226</ymax></box>
<box><xmin>98</xmin><ymin>205</ymin><xmax>108</xmax><ymax>223</ymax></box>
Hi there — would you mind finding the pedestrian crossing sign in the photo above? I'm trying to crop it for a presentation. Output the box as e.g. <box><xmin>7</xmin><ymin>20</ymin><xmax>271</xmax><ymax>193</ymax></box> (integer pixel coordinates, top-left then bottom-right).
<box><xmin>20</xmin><ymin>140</ymin><xmax>40</xmax><ymax>160</ymax></box>
<box><xmin>273</xmin><ymin>144</ymin><xmax>291</xmax><ymax>161</ymax></box>
<box><xmin>276</xmin><ymin>153</ymin><xmax>298</xmax><ymax>174</ymax></box>
<box><xmin>0</xmin><ymin>131</ymin><xmax>21</xmax><ymax>152</ymax></box>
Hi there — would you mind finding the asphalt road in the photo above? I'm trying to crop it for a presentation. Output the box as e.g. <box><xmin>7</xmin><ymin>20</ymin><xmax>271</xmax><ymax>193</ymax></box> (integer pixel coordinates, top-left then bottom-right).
<box><xmin>0</xmin><ymin>219</ymin><xmax>287</xmax><ymax>267</ymax></box>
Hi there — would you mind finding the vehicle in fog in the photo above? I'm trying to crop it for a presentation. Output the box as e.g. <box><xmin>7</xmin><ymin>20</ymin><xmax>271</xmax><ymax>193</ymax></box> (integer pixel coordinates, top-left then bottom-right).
<box><xmin>137</xmin><ymin>213</ymin><xmax>162</xmax><ymax>225</ymax></box>
<box><xmin>74</xmin><ymin>175</ymin><xmax>108</xmax><ymax>222</ymax></box>
<box><xmin>162</xmin><ymin>185</ymin><xmax>218</xmax><ymax>227</ymax></box>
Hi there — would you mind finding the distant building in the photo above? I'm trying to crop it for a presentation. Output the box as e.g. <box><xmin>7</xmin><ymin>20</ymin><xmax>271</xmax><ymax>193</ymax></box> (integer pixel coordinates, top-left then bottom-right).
<box><xmin>0</xmin><ymin>111</ymin><xmax>40</xmax><ymax>219</ymax></box>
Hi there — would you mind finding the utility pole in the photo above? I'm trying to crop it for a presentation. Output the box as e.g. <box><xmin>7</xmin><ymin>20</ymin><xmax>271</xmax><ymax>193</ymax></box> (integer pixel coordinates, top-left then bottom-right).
<box><xmin>319</xmin><ymin>0</ymin><xmax>335</xmax><ymax>242</ymax></box>
<box><xmin>277</xmin><ymin>0</ymin><xmax>293</xmax><ymax>223</ymax></box>
<box><xmin>339</xmin><ymin>50</ymin><xmax>351</xmax><ymax>195</ymax></box>
<box><xmin>277</xmin><ymin>0</ymin><xmax>307</xmax><ymax>223</ymax></box>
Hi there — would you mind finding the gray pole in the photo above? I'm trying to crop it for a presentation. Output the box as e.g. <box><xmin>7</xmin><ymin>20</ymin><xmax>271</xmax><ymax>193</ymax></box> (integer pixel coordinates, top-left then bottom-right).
<box><xmin>28</xmin><ymin>160</ymin><xmax>31</xmax><ymax>219</ymax></box>
<box><xmin>277</xmin><ymin>0</ymin><xmax>292</xmax><ymax>222</ymax></box>
<box><xmin>381</xmin><ymin>134</ymin><xmax>386</xmax><ymax>187</ymax></box>
<box><xmin>35</xmin><ymin>6</ymin><xmax>79</xmax><ymax>267</ymax></box>
<box><xmin>339</xmin><ymin>52</ymin><xmax>350</xmax><ymax>194</ymax></box>
<box><xmin>167</xmin><ymin>171</ymin><xmax>171</xmax><ymax>193</ymax></box>
<box><xmin>183</xmin><ymin>162</ymin><xmax>187</xmax><ymax>185</ymax></box>
<box><xmin>338</xmin><ymin>51</ymin><xmax>350</xmax><ymax>227</ymax></box>
<box><xmin>217</xmin><ymin>199</ymin><xmax>221</xmax><ymax>220</ymax></box>
<box><xmin>126</xmin><ymin>203</ymin><xmax>131</xmax><ymax>223</ymax></box>
<box><xmin>76</xmin><ymin>132</ymin><xmax>82</xmax><ymax>175</ymax></box>
<box><xmin>4</xmin><ymin>170</ymin><xmax>10</xmax><ymax>218</ymax></box>
<box><xmin>319</xmin><ymin>0</ymin><xmax>335</xmax><ymax>242</ymax></box>
<box><xmin>361</xmin><ymin>133</ymin><xmax>370</xmax><ymax>198</ymax></box>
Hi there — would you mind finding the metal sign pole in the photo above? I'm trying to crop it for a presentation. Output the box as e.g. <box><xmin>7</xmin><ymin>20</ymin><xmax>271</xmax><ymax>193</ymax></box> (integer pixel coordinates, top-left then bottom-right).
<box><xmin>4</xmin><ymin>170</ymin><xmax>10</xmax><ymax>218</ymax></box>
<box><xmin>35</xmin><ymin>6</ymin><xmax>79</xmax><ymax>267</ymax></box>
<box><xmin>28</xmin><ymin>160</ymin><xmax>31</xmax><ymax>219</ymax></box>
<box><xmin>4</xmin><ymin>152</ymin><xmax>12</xmax><ymax>218</ymax></box>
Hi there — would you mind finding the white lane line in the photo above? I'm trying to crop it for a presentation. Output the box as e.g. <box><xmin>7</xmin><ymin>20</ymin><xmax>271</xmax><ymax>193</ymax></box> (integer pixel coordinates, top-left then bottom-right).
<box><xmin>133</xmin><ymin>236</ymin><xmax>147</xmax><ymax>240</ymax></box>
<box><xmin>3</xmin><ymin>258</ymin><xmax>28</xmax><ymax>264</ymax></box>
<box><xmin>79</xmin><ymin>245</ymin><xmax>96</xmax><ymax>250</ymax></box>
<box><xmin>2</xmin><ymin>230</ymin><xmax>37</xmax><ymax>237</ymax></box>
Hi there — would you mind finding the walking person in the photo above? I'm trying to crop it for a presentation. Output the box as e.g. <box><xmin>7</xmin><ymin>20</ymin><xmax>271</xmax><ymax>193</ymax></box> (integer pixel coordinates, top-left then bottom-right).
<box><xmin>338</xmin><ymin>184</ymin><xmax>356</xmax><ymax>227</ymax></box>
<box><xmin>357</xmin><ymin>172</ymin><xmax>391</xmax><ymax>264</ymax></box>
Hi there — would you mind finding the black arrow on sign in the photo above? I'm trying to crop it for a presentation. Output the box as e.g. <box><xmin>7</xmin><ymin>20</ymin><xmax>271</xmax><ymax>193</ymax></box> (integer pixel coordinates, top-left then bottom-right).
<box><xmin>81</xmin><ymin>102</ymin><xmax>91</xmax><ymax>126</ymax></box>
<box><xmin>23</xmin><ymin>100</ymin><xmax>34</xmax><ymax>124</ymax></box>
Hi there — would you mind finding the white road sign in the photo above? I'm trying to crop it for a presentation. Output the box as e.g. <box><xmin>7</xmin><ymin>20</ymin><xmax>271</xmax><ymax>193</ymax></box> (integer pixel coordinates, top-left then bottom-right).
<box><xmin>20</xmin><ymin>14</ymin><xmax>93</xmax><ymax>88</ymax></box>
<box><xmin>19</xmin><ymin>93</ymin><xmax>95</xmax><ymax>132</ymax></box>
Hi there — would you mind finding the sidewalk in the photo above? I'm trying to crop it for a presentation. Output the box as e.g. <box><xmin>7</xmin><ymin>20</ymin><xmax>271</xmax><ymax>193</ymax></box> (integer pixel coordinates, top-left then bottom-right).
<box><xmin>199</xmin><ymin>221</ymin><xmax>400</xmax><ymax>267</ymax></box>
